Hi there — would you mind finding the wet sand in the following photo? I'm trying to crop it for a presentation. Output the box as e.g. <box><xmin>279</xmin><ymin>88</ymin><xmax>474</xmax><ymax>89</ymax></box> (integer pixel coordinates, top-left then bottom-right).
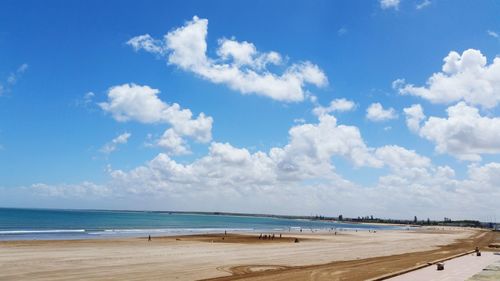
<box><xmin>0</xmin><ymin>228</ymin><xmax>496</xmax><ymax>281</ymax></box>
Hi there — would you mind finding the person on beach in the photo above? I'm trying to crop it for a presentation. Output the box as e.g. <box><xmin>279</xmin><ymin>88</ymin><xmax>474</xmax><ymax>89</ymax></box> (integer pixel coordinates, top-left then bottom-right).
<box><xmin>148</xmin><ymin>235</ymin><xmax>151</xmax><ymax>241</ymax></box>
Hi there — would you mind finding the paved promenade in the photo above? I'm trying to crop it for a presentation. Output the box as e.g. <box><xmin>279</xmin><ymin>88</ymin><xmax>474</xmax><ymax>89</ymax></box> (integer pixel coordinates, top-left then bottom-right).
<box><xmin>388</xmin><ymin>252</ymin><xmax>500</xmax><ymax>281</ymax></box>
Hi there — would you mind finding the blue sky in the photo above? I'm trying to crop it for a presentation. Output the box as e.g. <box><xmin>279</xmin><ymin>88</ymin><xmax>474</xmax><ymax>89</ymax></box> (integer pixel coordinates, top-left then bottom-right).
<box><xmin>1</xmin><ymin>0</ymin><xmax>499</xmax><ymax>220</ymax></box>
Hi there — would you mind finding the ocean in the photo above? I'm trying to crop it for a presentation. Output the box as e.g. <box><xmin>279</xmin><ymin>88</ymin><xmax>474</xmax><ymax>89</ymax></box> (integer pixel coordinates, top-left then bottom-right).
<box><xmin>0</xmin><ymin>208</ymin><xmax>401</xmax><ymax>240</ymax></box>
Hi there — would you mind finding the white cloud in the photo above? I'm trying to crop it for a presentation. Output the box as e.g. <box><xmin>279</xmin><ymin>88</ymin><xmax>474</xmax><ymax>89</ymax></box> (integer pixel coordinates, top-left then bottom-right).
<box><xmin>395</xmin><ymin>49</ymin><xmax>500</xmax><ymax>108</ymax></box>
<box><xmin>407</xmin><ymin>102</ymin><xmax>500</xmax><ymax>161</ymax></box>
<box><xmin>403</xmin><ymin>104</ymin><xmax>425</xmax><ymax>133</ymax></box>
<box><xmin>467</xmin><ymin>162</ymin><xmax>500</xmax><ymax>188</ymax></box>
<box><xmin>100</xmin><ymin>132</ymin><xmax>131</xmax><ymax>154</ymax></box>
<box><xmin>416</xmin><ymin>0</ymin><xmax>431</xmax><ymax>10</ymax></box>
<box><xmin>366</xmin><ymin>102</ymin><xmax>398</xmax><ymax>121</ymax></box>
<box><xmin>0</xmin><ymin>63</ymin><xmax>28</xmax><ymax>96</ymax></box>
<box><xmin>312</xmin><ymin>98</ymin><xmax>356</xmax><ymax>116</ymax></box>
<box><xmin>99</xmin><ymin>83</ymin><xmax>171</xmax><ymax>123</ymax></box>
<box><xmin>217</xmin><ymin>39</ymin><xmax>257</xmax><ymax>66</ymax></box>
<box><xmin>127</xmin><ymin>16</ymin><xmax>328</xmax><ymax>102</ymax></box>
<box><xmin>487</xmin><ymin>30</ymin><xmax>499</xmax><ymax>38</ymax></box>
<box><xmin>157</xmin><ymin>129</ymin><xmax>190</xmax><ymax>155</ymax></box>
<box><xmin>104</xmin><ymin>114</ymin><xmax>385</xmax><ymax>210</ymax></box>
<box><xmin>99</xmin><ymin>83</ymin><xmax>213</xmax><ymax>153</ymax></box>
<box><xmin>278</xmin><ymin>114</ymin><xmax>383</xmax><ymax>171</ymax></box>
<box><xmin>330</xmin><ymin>99</ymin><xmax>356</xmax><ymax>111</ymax></box>
<box><xmin>468</xmin><ymin>162</ymin><xmax>500</xmax><ymax>185</ymax></box>
<box><xmin>380</xmin><ymin>0</ymin><xmax>400</xmax><ymax>10</ymax></box>
<box><xmin>108</xmin><ymin>113</ymin><xmax>382</xmax><ymax>197</ymax></box>
<box><xmin>217</xmin><ymin>38</ymin><xmax>282</xmax><ymax>69</ymax></box>
<box><xmin>127</xmin><ymin>34</ymin><xmax>165</xmax><ymax>55</ymax></box>
<box><xmin>375</xmin><ymin>145</ymin><xmax>431</xmax><ymax>171</ymax></box>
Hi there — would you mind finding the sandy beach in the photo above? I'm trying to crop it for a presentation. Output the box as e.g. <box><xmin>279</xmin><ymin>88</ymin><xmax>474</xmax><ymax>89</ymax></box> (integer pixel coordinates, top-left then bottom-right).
<box><xmin>0</xmin><ymin>227</ymin><xmax>497</xmax><ymax>281</ymax></box>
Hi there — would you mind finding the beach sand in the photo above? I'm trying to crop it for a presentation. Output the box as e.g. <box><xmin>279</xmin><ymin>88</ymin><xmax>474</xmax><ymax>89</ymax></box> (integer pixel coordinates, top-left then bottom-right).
<box><xmin>0</xmin><ymin>228</ymin><xmax>497</xmax><ymax>281</ymax></box>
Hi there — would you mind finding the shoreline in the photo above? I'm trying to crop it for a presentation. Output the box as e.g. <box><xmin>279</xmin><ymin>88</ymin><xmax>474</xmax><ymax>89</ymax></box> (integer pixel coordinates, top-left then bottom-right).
<box><xmin>0</xmin><ymin>225</ymin><xmax>404</xmax><ymax>243</ymax></box>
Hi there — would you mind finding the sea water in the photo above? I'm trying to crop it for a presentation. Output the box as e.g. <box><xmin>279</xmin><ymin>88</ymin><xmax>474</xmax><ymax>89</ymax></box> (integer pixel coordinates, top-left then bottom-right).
<box><xmin>0</xmin><ymin>208</ymin><xmax>401</xmax><ymax>240</ymax></box>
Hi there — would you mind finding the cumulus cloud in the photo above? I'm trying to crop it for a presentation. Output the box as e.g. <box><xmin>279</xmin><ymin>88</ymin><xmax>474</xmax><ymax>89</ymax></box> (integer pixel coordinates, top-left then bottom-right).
<box><xmin>403</xmin><ymin>104</ymin><xmax>425</xmax><ymax>133</ymax></box>
<box><xmin>105</xmin><ymin>114</ymin><xmax>385</xmax><ymax>209</ymax></box>
<box><xmin>405</xmin><ymin>102</ymin><xmax>500</xmax><ymax>161</ymax></box>
<box><xmin>99</xmin><ymin>87</ymin><xmax>377</xmax><ymax>171</ymax></box>
<box><xmin>110</xmin><ymin>112</ymin><xmax>384</xmax><ymax>191</ymax></box>
<box><xmin>468</xmin><ymin>162</ymin><xmax>500</xmax><ymax>185</ymax></box>
<box><xmin>100</xmin><ymin>132</ymin><xmax>131</xmax><ymax>154</ymax></box>
<box><xmin>380</xmin><ymin>0</ymin><xmax>400</xmax><ymax>10</ymax></box>
<box><xmin>127</xmin><ymin>16</ymin><xmax>328</xmax><ymax>102</ymax></box>
<box><xmin>157</xmin><ymin>129</ymin><xmax>190</xmax><ymax>155</ymax></box>
<box><xmin>99</xmin><ymin>83</ymin><xmax>213</xmax><ymax>154</ymax></box>
<box><xmin>395</xmin><ymin>49</ymin><xmax>500</xmax><ymax>108</ymax></box>
<box><xmin>279</xmin><ymin>114</ymin><xmax>383</xmax><ymax>171</ymax></box>
<box><xmin>366</xmin><ymin>102</ymin><xmax>398</xmax><ymax>121</ymax></box>
<box><xmin>312</xmin><ymin>98</ymin><xmax>356</xmax><ymax>116</ymax></box>
<box><xmin>109</xmin><ymin>113</ymin><xmax>383</xmax><ymax>197</ymax></box>
<box><xmin>375</xmin><ymin>145</ymin><xmax>431</xmax><ymax>171</ymax></box>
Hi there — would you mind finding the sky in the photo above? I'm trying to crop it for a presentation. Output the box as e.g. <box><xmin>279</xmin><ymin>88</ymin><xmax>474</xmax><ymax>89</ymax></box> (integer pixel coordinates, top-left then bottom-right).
<box><xmin>1</xmin><ymin>0</ymin><xmax>499</xmax><ymax>221</ymax></box>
